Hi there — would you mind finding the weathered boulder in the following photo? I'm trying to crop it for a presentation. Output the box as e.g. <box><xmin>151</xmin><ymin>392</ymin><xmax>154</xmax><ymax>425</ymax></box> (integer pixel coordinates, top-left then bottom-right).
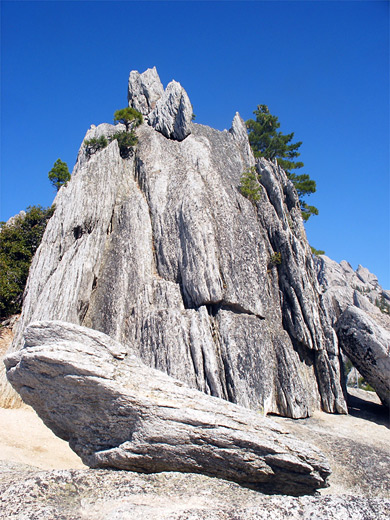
<box><xmin>5</xmin><ymin>320</ymin><xmax>331</xmax><ymax>496</ymax></box>
<box><xmin>128</xmin><ymin>66</ymin><xmax>164</xmax><ymax>115</ymax></box>
<box><xmin>336</xmin><ymin>307</ymin><xmax>390</xmax><ymax>407</ymax></box>
<box><xmin>148</xmin><ymin>79</ymin><xmax>193</xmax><ymax>141</ymax></box>
<box><xmin>6</xmin><ymin>68</ymin><xmax>347</xmax><ymax>419</ymax></box>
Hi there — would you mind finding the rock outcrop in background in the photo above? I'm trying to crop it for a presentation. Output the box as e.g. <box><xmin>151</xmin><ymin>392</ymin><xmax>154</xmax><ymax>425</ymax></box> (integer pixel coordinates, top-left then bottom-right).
<box><xmin>3</xmin><ymin>68</ymin><xmax>350</xmax><ymax>418</ymax></box>
<box><xmin>314</xmin><ymin>256</ymin><xmax>390</xmax><ymax>406</ymax></box>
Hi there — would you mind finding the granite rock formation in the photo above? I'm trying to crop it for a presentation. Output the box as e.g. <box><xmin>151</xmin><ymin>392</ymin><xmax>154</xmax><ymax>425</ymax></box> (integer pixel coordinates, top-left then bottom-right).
<box><xmin>128</xmin><ymin>67</ymin><xmax>192</xmax><ymax>141</ymax></box>
<box><xmin>128</xmin><ymin>67</ymin><xmax>164</xmax><ymax>115</ymax></box>
<box><xmin>314</xmin><ymin>255</ymin><xmax>390</xmax><ymax>404</ymax></box>
<box><xmin>314</xmin><ymin>255</ymin><xmax>390</xmax><ymax>326</ymax></box>
<box><xmin>5</xmin><ymin>320</ymin><xmax>331</xmax><ymax>495</ymax></box>
<box><xmin>336</xmin><ymin>307</ymin><xmax>390</xmax><ymax>406</ymax></box>
<box><xmin>5</xmin><ymin>68</ymin><xmax>348</xmax><ymax>419</ymax></box>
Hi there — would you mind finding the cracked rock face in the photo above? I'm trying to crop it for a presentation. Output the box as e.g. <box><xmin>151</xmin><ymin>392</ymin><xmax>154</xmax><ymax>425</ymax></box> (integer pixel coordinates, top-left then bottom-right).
<box><xmin>128</xmin><ymin>67</ymin><xmax>164</xmax><ymax>115</ymax></box>
<box><xmin>128</xmin><ymin>68</ymin><xmax>192</xmax><ymax>141</ymax></box>
<box><xmin>6</xmin><ymin>69</ymin><xmax>348</xmax><ymax>418</ymax></box>
<box><xmin>148</xmin><ymin>80</ymin><xmax>193</xmax><ymax>141</ymax></box>
<box><xmin>5</xmin><ymin>321</ymin><xmax>331</xmax><ymax>496</ymax></box>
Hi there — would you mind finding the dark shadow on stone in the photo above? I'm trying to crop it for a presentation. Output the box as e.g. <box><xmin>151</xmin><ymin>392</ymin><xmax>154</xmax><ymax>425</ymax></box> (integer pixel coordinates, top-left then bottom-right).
<box><xmin>347</xmin><ymin>391</ymin><xmax>389</xmax><ymax>429</ymax></box>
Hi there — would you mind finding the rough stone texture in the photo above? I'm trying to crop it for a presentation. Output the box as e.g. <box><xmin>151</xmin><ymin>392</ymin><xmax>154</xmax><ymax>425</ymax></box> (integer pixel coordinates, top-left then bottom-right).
<box><xmin>149</xmin><ymin>80</ymin><xmax>193</xmax><ymax>141</ymax></box>
<box><xmin>314</xmin><ymin>254</ymin><xmax>390</xmax><ymax>402</ymax></box>
<box><xmin>5</xmin><ymin>320</ymin><xmax>332</xmax><ymax>496</ymax></box>
<box><xmin>314</xmin><ymin>254</ymin><xmax>390</xmax><ymax>326</ymax></box>
<box><xmin>1</xmin><ymin>467</ymin><xmax>388</xmax><ymax>520</ymax></box>
<box><xmin>127</xmin><ymin>66</ymin><xmax>164</xmax><ymax>115</ymax></box>
<box><xmin>273</xmin><ymin>387</ymin><xmax>390</xmax><ymax>499</ymax></box>
<box><xmin>336</xmin><ymin>307</ymin><xmax>390</xmax><ymax>407</ymax></box>
<box><xmin>229</xmin><ymin>112</ymin><xmax>255</xmax><ymax>167</ymax></box>
<box><xmin>5</xmin><ymin>69</ymin><xmax>348</xmax><ymax>419</ymax></box>
<box><xmin>0</xmin><ymin>315</ymin><xmax>23</xmax><ymax>408</ymax></box>
<box><xmin>128</xmin><ymin>68</ymin><xmax>192</xmax><ymax>141</ymax></box>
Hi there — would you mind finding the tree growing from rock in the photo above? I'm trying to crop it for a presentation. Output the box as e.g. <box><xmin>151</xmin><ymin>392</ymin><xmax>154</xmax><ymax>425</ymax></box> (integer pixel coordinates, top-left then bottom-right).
<box><xmin>246</xmin><ymin>105</ymin><xmax>318</xmax><ymax>221</ymax></box>
<box><xmin>113</xmin><ymin>107</ymin><xmax>143</xmax><ymax>131</ymax></box>
<box><xmin>48</xmin><ymin>159</ymin><xmax>70</xmax><ymax>191</ymax></box>
<box><xmin>84</xmin><ymin>136</ymin><xmax>108</xmax><ymax>156</ymax></box>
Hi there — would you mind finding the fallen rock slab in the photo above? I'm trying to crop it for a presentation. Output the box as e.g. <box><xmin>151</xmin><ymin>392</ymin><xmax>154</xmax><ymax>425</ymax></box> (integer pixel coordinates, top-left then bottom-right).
<box><xmin>5</xmin><ymin>321</ymin><xmax>331</xmax><ymax>496</ymax></box>
<box><xmin>336</xmin><ymin>306</ymin><xmax>390</xmax><ymax>407</ymax></box>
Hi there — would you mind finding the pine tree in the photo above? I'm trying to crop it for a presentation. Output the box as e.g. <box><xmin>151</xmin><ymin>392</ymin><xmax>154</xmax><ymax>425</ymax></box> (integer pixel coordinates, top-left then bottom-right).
<box><xmin>113</xmin><ymin>107</ymin><xmax>143</xmax><ymax>131</ymax></box>
<box><xmin>246</xmin><ymin>105</ymin><xmax>318</xmax><ymax>221</ymax></box>
<box><xmin>48</xmin><ymin>158</ymin><xmax>70</xmax><ymax>191</ymax></box>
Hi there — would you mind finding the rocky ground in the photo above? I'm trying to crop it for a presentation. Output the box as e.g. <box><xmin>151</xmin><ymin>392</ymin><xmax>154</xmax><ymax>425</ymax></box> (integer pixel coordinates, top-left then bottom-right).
<box><xmin>0</xmin><ymin>388</ymin><xmax>388</xmax><ymax>519</ymax></box>
<box><xmin>272</xmin><ymin>388</ymin><xmax>390</xmax><ymax>499</ymax></box>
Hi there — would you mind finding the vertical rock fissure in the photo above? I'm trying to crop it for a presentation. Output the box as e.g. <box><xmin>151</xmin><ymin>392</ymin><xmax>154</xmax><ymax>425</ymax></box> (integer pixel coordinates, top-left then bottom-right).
<box><xmin>133</xmin><ymin>154</ymin><xmax>161</xmax><ymax>279</ymax></box>
<box><xmin>203</xmin><ymin>306</ymin><xmax>228</xmax><ymax>399</ymax></box>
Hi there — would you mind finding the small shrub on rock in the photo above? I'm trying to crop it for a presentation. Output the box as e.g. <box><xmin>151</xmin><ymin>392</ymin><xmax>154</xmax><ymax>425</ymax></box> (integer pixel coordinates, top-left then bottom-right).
<box><xmin>109</xmin><ymin>131</ymin><xmax>138</xmax><ymax>159</ymax></box>
<box><xmin>239</xmin><ymin>166</ymin><xmax>261</xmax><ymax>204</ymax></box>
<box><xmin>84</xmin><ymin>136</ymin><xmax>108</xmax><ymax>156</ymax></box>
<box><xmin>270</xmin><ymin>252</ymin><xmax>282</xmax><ymax>265</ymax></box>
<box><xmin>375</xmin><ymin>295</ymin><xmax>390</xmax><ymax>314</ymax></box>
<box><xmin>311</xmin><ymin>246</ymin><xmax>325</xmax><ymax>256</ymax></box>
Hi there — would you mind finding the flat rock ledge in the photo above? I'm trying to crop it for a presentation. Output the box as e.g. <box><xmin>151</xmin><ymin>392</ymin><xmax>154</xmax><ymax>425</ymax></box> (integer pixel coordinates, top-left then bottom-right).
<box><xmin>5</xmin><ymin>321</ymin><xmax>331</xmax><ymax>496</ymax></box>
<box><xmin>1</xmin><ymin>466</ymin><xmax>388</xmax><ymax>520</ymax></box>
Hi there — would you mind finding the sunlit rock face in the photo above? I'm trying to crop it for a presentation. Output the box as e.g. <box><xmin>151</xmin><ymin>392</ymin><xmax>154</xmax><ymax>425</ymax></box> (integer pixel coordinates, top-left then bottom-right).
<box><xmin>5</xmin><ymin>320</ymin><xmax>332</xmax><ymax>496</ymax></box>
<box><xmin>128</xmin><ymin>67</ymin><xmax>192</xmax><ymax>141</ymax></box>
<box><xmin>314</xmin><ymin>255</ymin><xmax>390</xmax><ymax>405</ymax></box>
<box><xmin>7</xmin><ymin>68</ymin><xmax>348</xmax><ymax>419</ymax></box>
<box><xmin>336</xmin><ymin>307</ymin><xmax>390</xmax><ymax>407</ymax></box>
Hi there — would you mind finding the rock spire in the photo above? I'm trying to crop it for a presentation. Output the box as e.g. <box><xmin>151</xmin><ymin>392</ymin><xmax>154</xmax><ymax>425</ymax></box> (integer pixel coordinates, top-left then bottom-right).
<box><xmin>5</xmin><ymin>68</ymin><xmax>348</xmax><ymax>418</ymax></box>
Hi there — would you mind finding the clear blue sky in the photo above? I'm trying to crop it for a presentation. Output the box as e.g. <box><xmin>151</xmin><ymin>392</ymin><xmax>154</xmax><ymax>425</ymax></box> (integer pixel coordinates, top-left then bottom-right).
<box><xmin>1</xmin><ymin>1</ymin><xmax>389</xmax><ymax>288</ymax></box>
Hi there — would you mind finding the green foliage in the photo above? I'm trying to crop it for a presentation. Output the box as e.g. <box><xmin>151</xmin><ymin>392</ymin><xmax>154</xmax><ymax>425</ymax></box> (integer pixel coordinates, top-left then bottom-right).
<box><xmin>0</xmin><ymin>206</ymin><xmax>54</xmax><ymax>319</ymax></box>
<box><xmin>375</xmin><ymin>295</ymin><xmax>390</xmax><ymax>315</ymax></box>
<box><xmin>344</xmin><ymin>356</ymin><xmax>376</xmax><ymax>392</ymax></box>
<box><xmin>246</xmin><ymin>105</ymin><xmax>318</xmax><ymax>221</ymax></box>
<box><xmin>270</xmin><ymin>252</ymin><xmax>282</xmax><ymax>265</ymax></box>
<box><xmin>84</xmin><ymin>135</ymin><xmax>108</xmax><ymax>156</ymax></box>
<box><xmin>310</xmin><ymin>246</ymin><xmax>325</xmax><ymax>256</ymax></box>
<box><xmin>109</xmin><ymin>131</ymin><xmax>138</xmax><ymax>159</ymax></box>
<box><xmin>358</xmin><ymin>377</ymin><xmax>375</xmax><ymax>392</ymax></box>
<box><xmin>113</xmin><ymin>107</ymin><xmax>143</xmax><ymax>131</ymax></box>
<box><xmin>354</xmin><ymin>285</ymin><xmax>370</xmax><ymax>295</ymax></box>
<box><xmin>48</xmin><ymin>159</ymin><xmax>70</xmax><ymax>191</ymax></box>
<box><xmin>239</xmin><ymin>166</ymin><xmax>261</xmax><ymax>204</ymax></box>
